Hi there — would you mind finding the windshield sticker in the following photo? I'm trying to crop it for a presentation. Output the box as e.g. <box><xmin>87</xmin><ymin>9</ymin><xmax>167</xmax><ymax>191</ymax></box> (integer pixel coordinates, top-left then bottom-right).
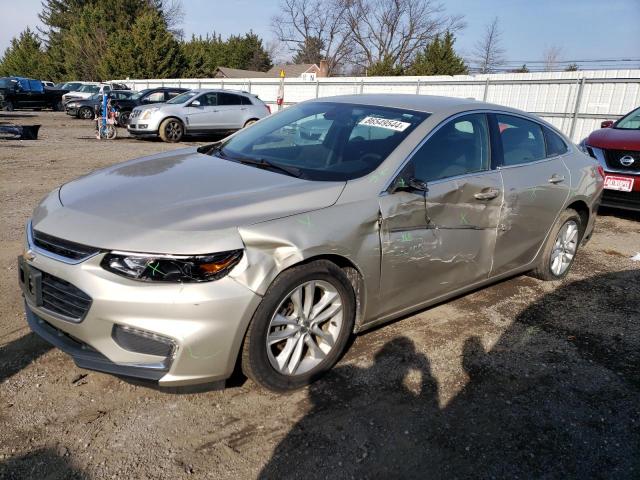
<box><xmin>358</xmin><ymin>116</ymin><xmax>411</xmax><ymax>132</ymax></box>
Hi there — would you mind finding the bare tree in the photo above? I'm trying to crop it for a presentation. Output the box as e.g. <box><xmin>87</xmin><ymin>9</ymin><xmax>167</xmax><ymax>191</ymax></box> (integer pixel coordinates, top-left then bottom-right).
<box><xmin>271</xmin><ymin>0</ymin><xmax>353</xmax><ymax>75</ymax></box>
<box><xmin>472</xmin><ymin>17</ymin><xmax>505</xmax><ymax>74</ymax></box>
<box><xmin>344</xmin><ymin>0</ymin><xmax>464</xmax><ymax>71</ymax></box>
<box><xmin>159</xmin><ymin>0</ymin><xmax>186</xmax><ymax>40</ymax></box>
<box><xmin>542</xmin><ymin>45</ymin><xmax>563</xmax><ymax>72</ymax></box>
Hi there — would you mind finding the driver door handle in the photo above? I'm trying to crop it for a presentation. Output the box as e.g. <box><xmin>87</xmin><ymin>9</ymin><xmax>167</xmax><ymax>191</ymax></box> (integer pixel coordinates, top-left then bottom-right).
<box><xmin>474</xmin><ymin>188</ymin><xmax>500</xmax><ymax>200</ymax></box>
<box><xmin>548</xmin><ymin>174</ymin><xmax>565</xmax><ymax>184</ymax></box>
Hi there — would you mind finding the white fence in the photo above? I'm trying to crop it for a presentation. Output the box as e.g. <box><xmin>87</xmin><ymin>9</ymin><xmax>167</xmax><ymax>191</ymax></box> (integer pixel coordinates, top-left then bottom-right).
<box><xmin>116</xmin><ymin>70</ymin><xmax>640</xmax><ymax>142</ymax></box>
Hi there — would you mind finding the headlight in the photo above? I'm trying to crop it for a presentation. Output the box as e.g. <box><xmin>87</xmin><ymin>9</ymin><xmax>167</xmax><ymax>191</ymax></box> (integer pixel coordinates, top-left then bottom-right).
<box><xmin>140</xmin><ymin>108</ymin><xmax>158</xmax><ymax>120</ymax></box>
<box><xmin>101</xmin><ymin>250</ymin><xmax>243</xmax><ymax>283</ymax></box>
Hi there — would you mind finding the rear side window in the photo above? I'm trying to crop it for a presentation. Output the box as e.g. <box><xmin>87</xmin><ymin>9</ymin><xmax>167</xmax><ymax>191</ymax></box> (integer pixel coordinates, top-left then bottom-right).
<box><xmin>241</xmin><ymin>96</ymin><xmax>253</xmax><ymax>105</ymax></box>
<box><xmin>544</xmin><ymin>127</ymin><xmax>568</xmax><ymax>157</ymax></box>
<box><xmin>497</xmin><ymin>114</ymin><xmax>546</xmax><ymax>166</ymax></box>
<box><xmin>218</xmin><ymin>93</ymin><xmax>243</xmax><ymax>106</ymax></box>
<box><xmin>408</xmin><ymin>113</ymin><xmax>491</xmax><ymax>182</ymax></box>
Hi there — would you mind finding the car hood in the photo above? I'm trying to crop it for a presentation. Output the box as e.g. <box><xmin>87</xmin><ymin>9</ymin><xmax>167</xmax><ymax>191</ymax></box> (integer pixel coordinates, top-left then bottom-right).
<box><xmin>33</xmin><ymin>149</ymin><xmax>345</xmax><ymax>255</ymax></box>
<box><xmin>587</xmin><ymin>127</ymin><xmax>640</xmax><ymax>150</ymax></box>
<box><xmin>135</xmin><ymin>103</ymin><xmax>183</xmax><ymax>115</ymax></box>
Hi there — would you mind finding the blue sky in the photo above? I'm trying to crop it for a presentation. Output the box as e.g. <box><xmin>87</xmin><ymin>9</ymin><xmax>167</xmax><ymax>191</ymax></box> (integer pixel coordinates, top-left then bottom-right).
<box><xmin>1</xmin><ymin>0</ymin><xmax>638</xmax><ymax>69</ymax></box>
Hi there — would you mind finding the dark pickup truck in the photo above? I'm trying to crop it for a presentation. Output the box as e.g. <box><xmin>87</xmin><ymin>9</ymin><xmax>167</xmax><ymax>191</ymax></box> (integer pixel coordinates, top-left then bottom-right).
<box><xmin>0</xmin><ymin>77</ymin><xmax>68</xmax><ymax>111</ymax></box>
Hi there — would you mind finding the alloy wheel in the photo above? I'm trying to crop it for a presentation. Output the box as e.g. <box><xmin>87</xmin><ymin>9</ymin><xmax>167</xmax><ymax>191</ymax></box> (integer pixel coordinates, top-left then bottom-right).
<box><xmin>165</xmin><ymin>121</ymin><xmax>183</xmax><ymax>141</ymax></box>
<box><xmin>266</xmin><ymin>280</ymin><xmax>344</xmax><ymax>376</ymax></box>
<box><xmin>550</xmin><ymin>220</ymin><xmax>578</xmax><ymax>276</ymax></box>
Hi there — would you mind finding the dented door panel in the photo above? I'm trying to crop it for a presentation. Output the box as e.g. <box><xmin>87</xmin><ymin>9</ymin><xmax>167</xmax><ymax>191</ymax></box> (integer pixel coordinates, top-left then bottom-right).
<box><xmin>492</xmin><ymin>158</ymin><xmax>571</xmax><ymax>275</ymax></box>
<box><xmin>377</xmin><ymin>171</ymin><xmax>503</xmax><ymax>318</ymax></box>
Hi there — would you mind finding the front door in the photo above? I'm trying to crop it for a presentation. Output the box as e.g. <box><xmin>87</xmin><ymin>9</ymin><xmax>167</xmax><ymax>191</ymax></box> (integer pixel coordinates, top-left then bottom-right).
<box><xmin>378</xmin><ymin>113</ymin><xmax>503</xmax><ymax>318</ymax></box>
<box><xmin>491</xmin><ymin>114</ymin><xmax>571</xmax><ymax>275</ymax></box>
<box><xmin>185</xmin><ymin>92</ymin><xmax>222</xmax><ymax>131</ymax></box>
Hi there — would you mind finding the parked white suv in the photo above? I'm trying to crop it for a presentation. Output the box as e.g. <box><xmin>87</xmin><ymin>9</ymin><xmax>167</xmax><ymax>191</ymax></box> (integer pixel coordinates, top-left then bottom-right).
<box><xmin>62</xmin><ymin>83</ymin><xmax>129</xmax><ymax>104</ymax></box>
<box><xmin>127</xmin><ymin>89</ymin><xmax>271</xmax><ymax>142</ymax></box>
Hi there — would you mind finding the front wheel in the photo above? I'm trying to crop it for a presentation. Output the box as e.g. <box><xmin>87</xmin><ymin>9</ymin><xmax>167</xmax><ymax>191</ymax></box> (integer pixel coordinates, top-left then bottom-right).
<box><xmin>159</xmin><ymin>118</ymin><xmax>184</xmax><ymax>142</ymax></box>
<box><xmin>78</xmin><ymin>106</ymin><xmax>94</xmax><ymax>119</ymax></box>
<box><xmin>53</xmin><ymin>100</ymin><xmax>63</xmax><ymax>111</ymax></box>
<box><xmin>241</xmin><ymin>260</ymin><xmax>355</xmax><ymax>391</ymax></box>
<box><xmin>530</xmin><ymin>208</ymin><xmax>582</xmax><ymax>281</ymax></box>
<box><xmin>118</xmin><ymin>110</ymin><xmax>131</xmax><ymax>125</ymax></box>
<box><xmin>98</xmin><ymin>124</ymin><xmax>117</xmax><ymax>140</ymax></box>
<box><xmin>3</xmin><ymin>100</ymin><xmax>14</xmax><ymax>111</ymax></box>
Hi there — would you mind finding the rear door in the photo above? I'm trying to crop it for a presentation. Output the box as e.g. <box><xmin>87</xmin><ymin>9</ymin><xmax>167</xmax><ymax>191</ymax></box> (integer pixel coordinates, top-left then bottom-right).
<box><xmin>216</xmin><ymin>92</ymin><xmax>246</xmax><ymax>129</ymax></box>
<box><xmin>378</xmin><ymin>113</ymin><xmax>503</xmax><ymax>317</ymax></box>
<box><xmin>491</xmin><ymin>113</ymin><xmax>570</xmax><ymax>276</ymax></box>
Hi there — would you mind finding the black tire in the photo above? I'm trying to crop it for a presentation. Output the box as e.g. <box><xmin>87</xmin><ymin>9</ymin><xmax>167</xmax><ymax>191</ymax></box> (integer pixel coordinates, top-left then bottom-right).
<box><xmin>243</xmin><ymin>118</ymin><xmax>258</xmax><ymax>128</ymax></box>
<box><xmin>159</xmin><ymin>118</ymin><xmax>184</xmax><ymax>143</ymax></box>
<box><xmin>78</xmin><ymin>107</ymin><xmax>94</xmax><ymax>119</ymax></box>
<box><xmin>4</xmin><ymin>100</ymin><xmax>14</xmax><ymax>111</ymax></box>
<box><xmin>241</xmin><ymin>260</ymin><xmax>355</xmax><ymax>392</ymax></box>
<box><xmin>119</xmin><ymin>110</ymin><xmax>131</xmax><ymax>125</ymax></box>
<box><xmin>530</xmin><ymin>208</ymin><xmax>582</xmax><ymax>281</ymax></box>
<box><xmin>52</xmin><ymin>100</ymin><xmax>63</xmax><ymax>111</ymax></box>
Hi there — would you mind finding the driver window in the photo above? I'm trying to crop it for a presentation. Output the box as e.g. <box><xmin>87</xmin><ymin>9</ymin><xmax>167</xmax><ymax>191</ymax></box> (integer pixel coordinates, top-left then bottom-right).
<box><xmin>407</xmin><ymin>113</ymin><xmax>490</xmax><ymax>182</ymax></box>
<box><xmin>196</xmin><ymin>93</ymin><xmax>218</xmax><ymax>107</ymax></box>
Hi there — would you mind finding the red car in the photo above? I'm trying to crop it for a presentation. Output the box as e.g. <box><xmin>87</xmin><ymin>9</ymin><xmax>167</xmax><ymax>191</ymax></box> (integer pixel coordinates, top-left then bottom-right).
<box><xmin>581</xmin><ymin>107</ymin><xmax>640</xmax><ymax>211</ymax></box>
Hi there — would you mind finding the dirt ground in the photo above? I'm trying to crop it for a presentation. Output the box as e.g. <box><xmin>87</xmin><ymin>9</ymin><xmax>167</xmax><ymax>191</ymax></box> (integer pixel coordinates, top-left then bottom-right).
<box><xmin>1</xmin><ymin>111</ymin><xmax>639</xmax><ymax>479</ymax></box>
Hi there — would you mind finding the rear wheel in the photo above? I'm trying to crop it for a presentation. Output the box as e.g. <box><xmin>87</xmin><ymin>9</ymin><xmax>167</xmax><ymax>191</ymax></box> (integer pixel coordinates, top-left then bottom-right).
<box><xmin>78</xmin><ymin>106</ymin><xmax>94</xmax><ymax>119</ymax></box>
<box><xmin>241</xmin><ymin>260</ymin><xmax>355</xmax><ymax>392</ymax></box>
<box><xmin>243</xmin><ymin>118</ymin><xmax>258</xmax><ymax>128</ymax></box>
<box><xmin>4</xmin><ymin>100</ymin><xmax>14</xmax><ymax>111</ymax></box>
<box><xmin>53</xmin><ymin>100</ymin><xmax>63</xmax><ymax>111</ymax></box>
<box><xmin>159</xmin><ymin>118</ymin><xmax>184</xmax><ymax>142</ymax></box>
<box><xmin>530</xmin><ymin>208</ymin><xmax>582</xmax><ymax>281</ymax></box>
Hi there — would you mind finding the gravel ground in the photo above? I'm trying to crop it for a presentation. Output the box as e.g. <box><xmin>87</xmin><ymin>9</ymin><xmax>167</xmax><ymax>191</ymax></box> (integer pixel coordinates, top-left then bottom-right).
<box><xmin>1</xmin><ymin>112</ymin><xmax>639</xmax><ymax>479</ymax></box>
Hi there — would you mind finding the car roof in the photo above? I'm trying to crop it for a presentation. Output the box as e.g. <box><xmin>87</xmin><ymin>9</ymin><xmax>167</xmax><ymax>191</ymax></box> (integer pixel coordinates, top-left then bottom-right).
<box><xmin>190</xmin><ymin>88</ymin><xmax>254</xmax><ymax>96</ymax></box>
<box><xmin>305</xmin><ymin>93</ymin><xmax>519</xmax><ymax>115</ymax></box>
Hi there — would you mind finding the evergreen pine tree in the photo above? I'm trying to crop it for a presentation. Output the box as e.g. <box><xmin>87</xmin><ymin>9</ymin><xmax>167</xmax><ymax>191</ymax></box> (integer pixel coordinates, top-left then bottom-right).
<box><xmin>408</xmin><ymin>32</ymin><xmax>468</xmax><ymax>76</ymax></box>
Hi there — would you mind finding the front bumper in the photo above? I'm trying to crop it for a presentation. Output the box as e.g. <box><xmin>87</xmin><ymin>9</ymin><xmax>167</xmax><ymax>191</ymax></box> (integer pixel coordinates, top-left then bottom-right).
<box><xmin>21</xmin><ymin>244</ymin><xmax>262</xmax><ymax>386</ymax></box>
<box><xmin>65</xmin><ymin>107</ymin><xmax>78</xmax><ymax>116</ymax></box>
<box><xmin>127</xmin><ymin>114</ymin><xmax>161</xmax><ymax>136</ymax></box>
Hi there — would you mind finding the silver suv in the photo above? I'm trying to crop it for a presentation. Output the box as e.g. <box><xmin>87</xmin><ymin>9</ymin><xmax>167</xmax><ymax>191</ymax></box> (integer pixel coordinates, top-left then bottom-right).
<box><xmin>128</xmin><ymin>89</ymin><xmax>270</xmax><ymax>142</ymax></box>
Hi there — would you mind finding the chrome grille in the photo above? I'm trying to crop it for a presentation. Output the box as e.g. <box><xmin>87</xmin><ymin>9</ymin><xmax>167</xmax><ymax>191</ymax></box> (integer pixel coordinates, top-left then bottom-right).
<box><xmin>604</xmin><ymin>149</ymin><xmax>639</xmax><ymax>173</ymax></box>
<box><xmin>130</xmin><ymin>109</ymin><xmax>141</xmax><ymax>119</ymax></box>
<box><xmin>41</xmin><ymin>271</ymin><xmax>92</xmax><ymax>321</ymax></box>
<box><xmin>33</xmin><ymin>230</ymin><xmax>100</xmax><ymax>261</ymax></box>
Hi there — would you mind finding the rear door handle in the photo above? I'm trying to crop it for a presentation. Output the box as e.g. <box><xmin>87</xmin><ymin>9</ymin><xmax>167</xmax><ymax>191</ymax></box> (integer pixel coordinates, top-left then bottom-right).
<box><xmin>474</xmin><ymin>188</ymin><xmax>500</xmax><ymax>200</ymax></box>
<box><xmin>548</xmin><ymin>175</ymin><xmax>565</xmax><ymax>184</ymax></box>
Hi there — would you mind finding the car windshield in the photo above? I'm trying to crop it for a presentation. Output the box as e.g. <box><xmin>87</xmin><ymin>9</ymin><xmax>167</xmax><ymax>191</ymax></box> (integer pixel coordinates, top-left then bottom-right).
<box><xmin>88</xmin><ymin>94</ymin><xmax>101</xmax><ymax>100</ymax></box>
<box><xmin>216</xmin><ymin>102</ymin><xmax>428</xmax><ymax>181</ymax></box>
<box><xmin>615</xmin><ymin>108</ymin><xmax>640</xmax><ymax>130</ymax></box>
<box><xmin>78</xmin><ymin>85</ymin><xmax>99</xmax><ymax>93</ymax></box>
<box><xmin>166</xmin><ymin>91</ymin><xmax>198</xmax><ymax>104</ymax></box>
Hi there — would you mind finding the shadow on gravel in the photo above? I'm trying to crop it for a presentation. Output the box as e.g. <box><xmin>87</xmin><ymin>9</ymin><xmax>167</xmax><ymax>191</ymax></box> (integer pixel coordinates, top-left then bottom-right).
<box><xmin>0</xmin><ymin>448</ymin><xmax>87</xmax><ymax>480</ymax></box>
<box><xmin>0</xmin><ymin>332</ymin><xmax>52</xmax><ymax>383</ymax></box>
<box><xmin>260</xmin><ymin>270</ymin><xmax>640</xmax><ymax>479</ymax></box>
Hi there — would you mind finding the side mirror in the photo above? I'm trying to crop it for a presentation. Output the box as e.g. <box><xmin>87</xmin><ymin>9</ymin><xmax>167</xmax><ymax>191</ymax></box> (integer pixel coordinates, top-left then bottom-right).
<box><xmin>190</xmin><ymin>100</ymin><xmax>201</xmax><ymax>107</ymax></box>
<box><xmin>600</xmin><ymin>120</ymin><xmax>614</xmax><ymax>128</ymax></box>
<box><xmin>391</xmin><ymin>176</ymin><xmax>428</xmax><ymax>193</ymax></box>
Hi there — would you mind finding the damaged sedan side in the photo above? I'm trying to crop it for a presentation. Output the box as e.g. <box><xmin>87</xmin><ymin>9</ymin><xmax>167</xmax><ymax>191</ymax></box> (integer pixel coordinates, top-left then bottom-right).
<box><xmin>20</xmin><ymin>94</ymin><xmax>602</xmax><ymax>392</ymax></box>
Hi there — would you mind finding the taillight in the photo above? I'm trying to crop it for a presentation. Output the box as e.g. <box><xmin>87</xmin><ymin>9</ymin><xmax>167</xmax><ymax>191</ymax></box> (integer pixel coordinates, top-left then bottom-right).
<box><xmin>266</xmin><ymin>105</ymin><xmax>271</xmax><ymax>114</ymax></box>
<box><xmin>597</xmin><ymin>165</ymin><xmax>605</xmax><ymax>179</ymax></box>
